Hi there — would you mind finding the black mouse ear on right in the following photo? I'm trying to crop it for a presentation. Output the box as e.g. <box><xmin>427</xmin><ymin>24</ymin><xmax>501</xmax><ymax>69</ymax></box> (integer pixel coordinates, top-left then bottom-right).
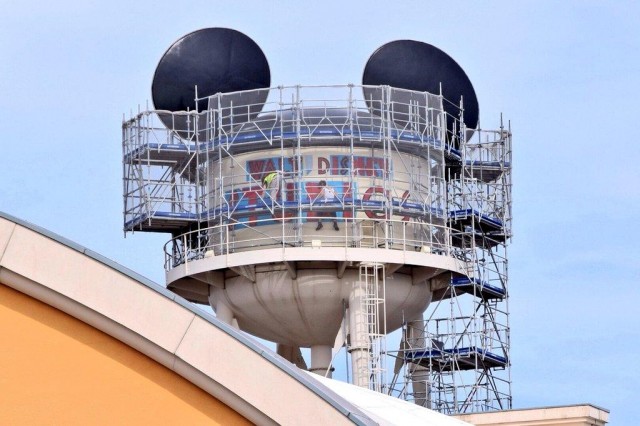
<box><xmin>152</xmin><ymin>28</ymin><xmax>271</xmax><ymax>139</ymax></box>
<box><xmin>362</xmin><ymin>40</ymin><xmax>479</xmax><ymax>142</ymax></box>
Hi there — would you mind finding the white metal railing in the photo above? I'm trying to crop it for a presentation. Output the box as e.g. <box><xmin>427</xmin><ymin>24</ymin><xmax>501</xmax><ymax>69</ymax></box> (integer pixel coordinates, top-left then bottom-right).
<box><xmin>163</xmin><ymin>216</ymin><xmax>451</xmax><ymax>271</ymax></box>
<box><xmin>123</xmin><ymin>85</ymin><xmax>455</xmax><ymax>232</ymax></box>
<box><xmin>197</xmin><ymin>85</ymin><xmax>446</xmax><ymax>147</ymax></box>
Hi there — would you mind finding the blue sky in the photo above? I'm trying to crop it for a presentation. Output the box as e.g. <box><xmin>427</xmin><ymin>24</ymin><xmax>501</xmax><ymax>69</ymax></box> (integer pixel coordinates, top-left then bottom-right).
<box><xmin>1</xmin><ymin>1</ymin><xmax>639</xmax><ymax>423</ymax></box>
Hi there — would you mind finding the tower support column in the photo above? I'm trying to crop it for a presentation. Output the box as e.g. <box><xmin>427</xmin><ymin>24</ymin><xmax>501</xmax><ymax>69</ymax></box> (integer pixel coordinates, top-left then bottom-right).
<box><xmin>209</xmin><ymin>287</ymin><xmax>235</xmax><ymax>326</ymax></box>
<box><xmin>309</xmin><ymin>345</ymin><xmax>333</xmax><ymax>378</ymax></box>
<box><xmin>407</xmin><ymin>318</ymin><xmax>429</xmax><ymax>407</ymax></box>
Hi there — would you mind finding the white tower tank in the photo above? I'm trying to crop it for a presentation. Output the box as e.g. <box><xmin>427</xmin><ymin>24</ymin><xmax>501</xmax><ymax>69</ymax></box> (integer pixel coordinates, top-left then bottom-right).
<box><xmin>124</xmin><ymin>28</ymin><xmax>483</xmax><ymax>389</ymax></box>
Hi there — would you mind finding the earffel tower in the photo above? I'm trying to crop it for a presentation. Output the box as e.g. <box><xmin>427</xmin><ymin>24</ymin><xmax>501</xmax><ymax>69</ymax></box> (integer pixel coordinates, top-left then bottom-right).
<box><xmin>123</xmin><ymin>29</ymin><xmax>512</xmax><ymax>409</ymax></box>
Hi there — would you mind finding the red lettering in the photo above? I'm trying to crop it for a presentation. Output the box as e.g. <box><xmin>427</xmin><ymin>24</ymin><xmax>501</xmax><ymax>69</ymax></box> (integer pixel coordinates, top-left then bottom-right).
<box><xmin>339</xmin><ymin>156</ymin><xmax>350</xmax><ymax>175</ymax></box>
<box><xmin>363</xmin><ymin>186</ymin><xmax>388</xmax><ymax>219</ymax></box>
<box><xmin>318</xmin><ymin>157</ymin><xmax>329</xmax><ymax>175</ymax></box>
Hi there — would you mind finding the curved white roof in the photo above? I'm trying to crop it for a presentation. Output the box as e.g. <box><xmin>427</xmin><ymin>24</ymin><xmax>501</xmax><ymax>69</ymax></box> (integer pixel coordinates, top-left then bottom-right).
<box><xmin>309</xmin><ymin>373</ymin><xmax>471</xmax><ymax>426</ymax></box>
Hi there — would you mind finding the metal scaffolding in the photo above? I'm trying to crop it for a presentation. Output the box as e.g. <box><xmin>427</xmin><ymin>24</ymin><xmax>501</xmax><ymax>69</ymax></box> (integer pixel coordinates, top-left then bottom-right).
<box><xmin>389</xmin><ymin>118</ymin><xmax>512</xmax><ymax>414</ymax></box>
<box><xmin>122</xmin><ymin>84</ymin><xmax>512</xmax><ymax>411</ymax></box>
<box><xmin>123</xmin><ymin>85</ymin><xmax>447</xmax><ymax>237</ymax></box>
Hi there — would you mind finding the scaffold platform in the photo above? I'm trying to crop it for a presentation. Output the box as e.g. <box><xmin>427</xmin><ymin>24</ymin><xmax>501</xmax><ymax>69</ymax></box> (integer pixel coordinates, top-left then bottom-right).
<box><xmin>406</xmin><ymin>346</ymin><xmax>508</xmax><ymax>371</ymax></box>
<box><xmin>433</xmin><ymin>276</ymin><xmax>506</xmax><ymax>301</ymax></box>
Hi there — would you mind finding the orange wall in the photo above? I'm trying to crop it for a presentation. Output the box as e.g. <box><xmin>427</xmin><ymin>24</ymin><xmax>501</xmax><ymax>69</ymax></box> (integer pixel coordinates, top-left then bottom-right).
<box><xmin>0</xmin><ymin>283</ymin><xmax>251</xmax><ymax>425</ymax></box>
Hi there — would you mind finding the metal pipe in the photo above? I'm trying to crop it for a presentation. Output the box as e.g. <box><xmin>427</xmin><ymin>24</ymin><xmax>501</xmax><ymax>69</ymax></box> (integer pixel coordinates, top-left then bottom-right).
<box><xmin>348</xmin><ymin>282</ymin><xmax>368</xmax><ymax>388</ymax></box>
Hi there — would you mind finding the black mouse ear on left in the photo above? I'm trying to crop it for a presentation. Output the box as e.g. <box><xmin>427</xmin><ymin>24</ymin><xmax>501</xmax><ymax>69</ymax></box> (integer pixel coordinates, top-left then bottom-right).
<box><xmin>362</xmin><ymin>40</ymin><xmax>478</xmax><ymax>142</ymax></box>
<box><xmin>152</xmin><ymin>27</ymin><xmax>271</xmax><ymax>138</ymax></box>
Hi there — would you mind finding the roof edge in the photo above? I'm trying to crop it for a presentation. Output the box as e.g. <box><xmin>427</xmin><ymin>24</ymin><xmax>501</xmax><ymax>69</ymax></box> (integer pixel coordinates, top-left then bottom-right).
<box><xmin>0</xmin><ymin>210</ymin><xmax>375</xmax><ymax>425</ymax></box>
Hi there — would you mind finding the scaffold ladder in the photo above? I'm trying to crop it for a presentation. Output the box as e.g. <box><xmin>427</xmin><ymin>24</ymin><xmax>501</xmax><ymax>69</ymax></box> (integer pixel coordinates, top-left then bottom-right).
<box><xmin>354</xmin><ymin>262</ymin><xmax>387</xmax><ymax>392</ymax></box>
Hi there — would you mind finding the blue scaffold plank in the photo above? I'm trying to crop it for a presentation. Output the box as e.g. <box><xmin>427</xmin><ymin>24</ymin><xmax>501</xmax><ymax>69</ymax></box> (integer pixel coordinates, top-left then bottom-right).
<box><xmin>449</xmin><ymin>209</ymin><xmax>503</xmax><ymax>230</ymax></box>
<box><xmin>152</xmin><ymin>211</ymin><xmax>199</xmax><ymax>220</ymax></box>
<box><xmin>209</xmin><ymin>127</ymin><xmax>445</xmax><ymax>150</ymax></box>
<box><xmin>214</xmin><ymin>193</ymin><xmax>446</xmax><ymax>221</ymax></box>
<box><xmin>451</xmin><ymin>276</ymin><xmax>506</xmax><ymax>300</ymax></box>
<box><xmin>391</xmin><ymin>200</ymin><xmax>445</xmax><ymax>218</ymax></box>
<box><xmin>124</xmin><ymin>210</ymin><xmax>199</xmax><ymax>232</ymax></box>
<box><xmin>406</xmin><ymin>346</ymin><xmax>507</xmax><ymax>371</ymax></box>
<box><xmin>124</xmin><ymin>142</ymin><xmax>197</xmax><ymax>164</ymax></box>
<box><xmin>124</xmin><ymin>213</ymin><xmax>148</xmax><ymax>230</ymax></box>
<box><xmin>465</xmin><ymin>160</ymin><xmax>509</xmax><ymax>168</ymax></box>
<box><xmin>148</xmin><ymin>142</ymin><xmax>194</xmax><ymax>151</ymax></box>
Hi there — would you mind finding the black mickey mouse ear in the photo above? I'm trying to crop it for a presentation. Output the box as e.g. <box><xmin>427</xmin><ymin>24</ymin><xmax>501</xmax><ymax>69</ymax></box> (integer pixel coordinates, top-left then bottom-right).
<box><xmin>362</xmin><ymin>40</ymin><xmax>478</xmax><ymax>140</ymax></box>
<box><xmin>152</xmin><ymin>28</ymin><xmax>271</xmax><ymax>138</ymax></box>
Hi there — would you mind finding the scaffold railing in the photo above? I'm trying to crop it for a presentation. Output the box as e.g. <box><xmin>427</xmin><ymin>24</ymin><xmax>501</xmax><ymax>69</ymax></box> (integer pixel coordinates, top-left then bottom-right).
<box><xmin>385</xmin><ymin>112</ymin><xmax>511</xmax><ymax>414</ymax></box>
<box><xmin>162</xmin><ymin>216</ymin><xmax>452</xmax><ymax>271</ymax></box>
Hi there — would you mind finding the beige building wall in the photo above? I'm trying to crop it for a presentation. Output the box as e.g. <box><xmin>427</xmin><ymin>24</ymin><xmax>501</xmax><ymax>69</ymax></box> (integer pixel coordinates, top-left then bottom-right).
<box><xmin>0</xmin><ymin>283</ymin><xmax>249</xmax><ymax>425</ymax></box>
<box><xmin>454</xmin><ymin>404</ymin><xmax>609</xmax><ymax>426</ymax></box>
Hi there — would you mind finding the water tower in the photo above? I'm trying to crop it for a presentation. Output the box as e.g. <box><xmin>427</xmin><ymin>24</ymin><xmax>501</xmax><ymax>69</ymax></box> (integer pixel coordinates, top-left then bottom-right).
<box><xmin>123</xmin><ymin>28</ymin><xmax>512</xmax><ymax>411</ymax></box>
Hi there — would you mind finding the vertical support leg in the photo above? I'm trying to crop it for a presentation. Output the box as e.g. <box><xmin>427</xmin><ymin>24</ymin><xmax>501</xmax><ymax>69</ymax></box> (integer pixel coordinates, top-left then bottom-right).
<box><xmin>209</xmin><ymin>286</ymin><xmax>235</xmax><ymax>327</ymax></box>
<box><xmin>408</xmin><ymin>318</ymin><xmax>430</xmax><ymax>407</ymax></box>
<box><xmin>309</xmin><ymin>345</ymin><xmax>333</xmax><ymax>378</ymax></box>
<box><xmin>277</xmin><ymin>344</ymin><xmax>308</xmax><ymax>370</ymax></box>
